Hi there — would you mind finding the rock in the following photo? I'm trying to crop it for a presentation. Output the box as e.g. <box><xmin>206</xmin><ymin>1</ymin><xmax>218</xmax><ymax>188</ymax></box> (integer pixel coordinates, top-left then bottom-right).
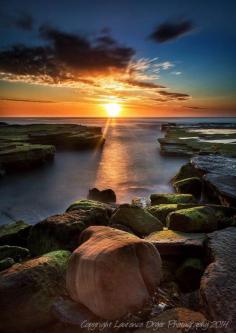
<box><xmin>146</xmin><ymin>204</ymin><xmax>179</xmax><ymax>225</ymax></box>
<box><xmin>200</xmin><ymin>227</ymin><xmax>236</xmax><ymax>331</ymax></box>
<box><xmin>146</xmin><ymin>230</ymin><xmax>206</xmax><ymax>256</ymax></box>
<box><xmin>133</xmin><ymin>307</ymin><xmax>207</xmax><ymax>333</ymax></box>
<box><xmin>0</xmin><ymin>250</ymin><xmax>71</xmax><ymax>333</ymax></box>
<box><xmin>109</xmin><ymin>223</ymin><xmax>134</xmax><ymax>234</ymax></box>
<box><xmin>191</xmin><ymin>155</ymin><xmax>236</xmax><ymax>206</ymax></box>
<box><xmin>176</xmin><ymin>258</ymin><xmax>204</xmax><ymax>292</ymax></box>
<box><xmin>66</xmin><ymin>199</ymin><xmax>113</xmax><ymax>214</ymax></box>
<box><xmin>167</xmin><ymin>206</ymin><xmax>218</xmax><ymax>232</ymax></box>
<box><xmin>28</xmin><ymin>208</ymin><xmax>109</xmax><ymax>256</ymax></box>
<box><xmin>66</xmin><ymin>226</ymin><xmax>162</xmax><ymax>320</ymax></box>
<box><xmin>173</xmin><ymin>177</ymin><xmax>202</xmax><ymax>198</ymax></box>
<box><xmin>150</xmin><ymin>193</ymin><xmax>196</xmax><ymax>205</ymax></box>
<box><xmin>87</xmin><ymin>188</ymin><xmax>116</xmax><ymax>203</ymax></box>
<box><xmin>172</xmin><ymin>163</ymin><xmax>201</xmax><ymax>183</ymax></box>
<box><xmin>0</xmin><ymin>245</ymin><xmax>30</xmax><ymax>262</ymax></box>
<box><xmin>0</xmin><ymin>257</ymin><xmax>15</xmax><ymax>271</ymax></box>
<box><xmin>110</xmin><ymin>204</ymin><xmax>163</xmax><ymax>236</ymax></box>
<box><xmin>0</xmin><ymin>220</ymin><xmax>32</xmax><ymax>246</ymax></box>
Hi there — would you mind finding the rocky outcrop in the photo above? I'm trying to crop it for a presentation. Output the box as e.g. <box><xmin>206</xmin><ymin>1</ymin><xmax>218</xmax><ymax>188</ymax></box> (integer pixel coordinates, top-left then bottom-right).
<box><xmin>28</xmin><ymin>207</ymin><xmax>110</xmax><ymax>256</ymax></box>
<box><xmin>191</xmin><ymin>155</ymin><xmax>236</xmax><ymax>206</ymax></box>
<box><xmin>0</xmin><ymin>220</ymin><xmax>32</xmax><ymax>246</ymax></box>
<box><xmin>173</xmin><ymin>177</ymin><xmax>202</xmax><ymax>198</ymax></box>
<box><xmin>167</xmin><ymin>206</ymin><xmax>218</xmax><ymax>232</ymax></box>
<box><xmin>88</xmin><ymin>188</ymin><xmax>116</xmax><ymax>203</ymax></box>
<box><xmin>150</xmin><ymin>193</ymin><xmax>196</xmax><ymax>205</ymax></box>
<box><xmin>0</xmin><ymin>245</ymin><xmax>30</xmax><ymax>263</ymax></box>
<box><xmin>146</xmin><ymin>230</ymin><xmax>206</xmax><ymax>256</ymax></box>
<box><xmin>66</xmin><ymin>226</ymin><xmax>162</xmax><ymax>320</ymax></box>
<box><xmin>0</xmin><ymin>250</ymin><xmax>71</xmax><ymax>333</ymax></box>
<box><xmin>110</xmin><ymin>204</ymin><xmax>163</xmax><ymax>236</ymax></box>
<box><xmin>200</xmin><ymin>227</ymin><xmax>236</xmax><ymax>332</ymax></box>
<box><xmin>66</xmin><ymin>199</ymin><xmax>113</xmax><ymax>215</ymax></box>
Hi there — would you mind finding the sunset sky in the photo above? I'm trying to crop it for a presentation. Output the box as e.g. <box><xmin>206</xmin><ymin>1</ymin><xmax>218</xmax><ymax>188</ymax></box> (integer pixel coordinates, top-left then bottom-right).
<box><xmin>0</xmin><ymin>0</ymin><xmax>235</xmax><ymax>117</ymax></box>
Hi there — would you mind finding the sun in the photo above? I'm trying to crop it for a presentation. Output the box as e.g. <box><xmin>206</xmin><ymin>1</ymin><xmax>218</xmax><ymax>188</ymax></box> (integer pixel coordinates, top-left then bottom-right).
<box><xmin>104</xmin><ymin>103</ymin><xmax>121</xmax><ymax>117</ymax></box>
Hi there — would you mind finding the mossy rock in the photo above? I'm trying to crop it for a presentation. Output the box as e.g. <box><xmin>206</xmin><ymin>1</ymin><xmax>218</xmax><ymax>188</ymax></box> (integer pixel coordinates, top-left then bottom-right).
<box><xmin>0</xmin><ymin>250</ymin><xmax>70</xmax><ymax>333</ymax></box>
<box><xmin>176</xmin><ymin>258</ymin><xmax>204</xmax><ymax>292</ymax></box>
<box><xmin>0</xmin><ymin>220</ymin><xmax>32</xmax><ymax>246</ymax></box>
<box><xmin>66</xmin><ymin>199</ymin><xmax>112</xmax><ymax>214</ymax></box>
<box><xmin>0</xmin><ymin>257</ymin><xmax>15</xmax><ymax>271</ymax></box>
<box><xmin>0</xmin><ymin>245</ymin><xmax>30</xmax><ymax>262</ymax></box>
<box><xmin>172</xmin><ymin>162</ymin><xmax>201</xmax><ymax>183</ymax></box>
<box><xmin>110</xmin><ymin>204</ymin><xmax>163</xmax><ymax>236</ymax></box>
<box><xmin>173</xmin><ymin>177</ymin><xmax>202</xmax><ymax>198</ymax></box>
<box><xmin>28</xmin><ymin>208</ymin><xmax>110</xmax><ymax>256</ymax></box>
<box><xmin>150</xmin><ymin>193</ymin><xmax>196</xmax><ymax>205</ymax></box>
<box><xmin>146</xmin><ymin>204</ymin><xmax>179</xmax><ymax>225</ymax></box>
<box><xmin>167</xmin><ymin>206</ymin><xmax>218</xmax><ymax>232</ymax></box>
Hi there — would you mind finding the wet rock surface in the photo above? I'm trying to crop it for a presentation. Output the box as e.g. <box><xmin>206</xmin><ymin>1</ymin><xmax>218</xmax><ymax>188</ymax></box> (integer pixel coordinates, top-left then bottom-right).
<box><xmin>150</xmin><ymin>193</ymin><xmax>196</xmax><ymax>205</ymax></box>
<box><xmin>88</xmin><ymin>187</ymin><xmax>117</xmax><ymax>203</ymax></box>
<box><xmin>200</xmin><ymin>227</ymin><xmax>236</xmax><ymax>332</ymax></box>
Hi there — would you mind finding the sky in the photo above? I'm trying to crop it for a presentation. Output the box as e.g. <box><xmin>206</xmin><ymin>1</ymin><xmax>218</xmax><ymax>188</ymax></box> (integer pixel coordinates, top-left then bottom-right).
<box><xmin>0</xmin><ymin>0</ymin><xmax>235</xmax><ymax>117</ymax></box>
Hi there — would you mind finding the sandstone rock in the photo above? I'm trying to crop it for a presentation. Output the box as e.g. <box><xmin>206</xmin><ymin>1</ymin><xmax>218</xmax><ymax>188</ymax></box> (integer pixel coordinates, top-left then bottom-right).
<box><xmin>0</xmin><ymin>250</ymin><xmax>70</xmax><ymax>333</ymax></box>
<box><xmin>88</xmin><ymin>188</ymin><xmax>116</xmax><ymax>203</ymax></box>
<box><xmin>110</xmin><ymin>204</ymin><xmax>163</xmax><ymax>236</ymax></box>
<box><xmin>66</xmin><ymin>226</ymin><xmax>162</xmax><ymax>320</ymax></box>
<box><xmin>200</xmin><ymin>227</ymin><xmax>236</xmax><ymax>332</ymax></box>
<box><xmin>167</xmin><ymin>206</ymin><xmax>218</xmax><ymax>232</ymax></box>
<box><xmin>150</xmin><ymin>194</ymin><xmax>196</xmax><ymax>205</ymax></box>
<box><xmin>173</xmin><ymin>177</ymin><xmax>202</xmax><ymax>198</ymax></box>
<box><xmin>133</xmin><ymin>307</ymin><xmax>207</xmax><ymax>333</ymax></box>
<box><xmin>0</xmin><ymin>245</ymin><xmax>30</xmax><ymax>262</ymax></box>
<box><xmin>0</xmin><ymin>220</ymin><xmax>32</xmax><ymax>246</ymax></box>
<box><xmin>176</xmin><ymin>258</ymin><xmax>204</xmax><ymax>292</ymax></box>
<box><xmin>146</xmin><ymin>230</ymin><xmax>206</xmax><ymax>256</ymax></box>
<box><xmin>28</xmin><ymin>208</ymin><xmax>109</xmax><ymax>256</ymax></box>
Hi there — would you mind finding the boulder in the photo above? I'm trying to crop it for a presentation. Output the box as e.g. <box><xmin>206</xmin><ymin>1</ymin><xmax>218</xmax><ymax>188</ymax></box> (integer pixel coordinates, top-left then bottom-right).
<box><xmin>200</xmin><ymin>227</ymin><xmax>236</xmax><ymax>332</ymax></box>
<box><xmin>28</xmin><ymin>208</ymin><xmax>109</xmax><ymax>256</ymax></box>
<box><xmin>146</xmin><ymin>230</ymin><xmax>206</xmax><ymax>256</ymax></box>
<box><xmin>172</xmin><ymin>162</ymin><xmax>201</xmax><ymax>183</ymax></box>
<box><xmin>176</xmin><ymin>258</ymin><xmax>204</xmax><ymax>292</ymax></box>
<box><xmin>87</xmin><ymin>188</ymin><xmax>116</xmax><ymax>203</ymax></box>
<box><xmin>167</xmin><ymin>206</ymin><xmax>218</xmax><ymax>232</ymax></box>
<box><xmin>66</xmin><ymin>199</ymin><xmax>113</xmax><ymax>215</ymax></box>
<box><xmin>0</xmin><ymin>257</ymin><xmax>15</xmax><ymax>271</ymax></box>
<box><xmin>150</xmin><ymin>193</ymin><xmax>196</xmax><ymax>205</ymax></box>
<box><xmin>0</xmin><ymin>250</ymin><xmax>70</xmax><ymax>333</ymax></box>
<box><xmin>133</xmin><ymin>307</ymin><xmax>207</xmax><ymax>333</ymax></box>
<box><xmin>0</xmin><ymin>220</ymin><xmax>32</xmax><ymax>246</ymax></box>
<box><xmin>66</xmin><ymin>226</ymin><xmax>162</xmax><ymax>320</ymax></box>
<box><xmin>146</xmin><ymin>204</ymin><xmax>179</xmax><ymax>225</ymax></box>
<box><xmin>110</xmin><ymin>204</ymin><xmax>163</xmax><ymax>236</ymax></box>
<box><xmin>0</xmin><ymin>245</ymin><xmax>30</xmax><ymax>262</ymax></box>
<box><xmin>173</xmin><ymin>177</ymin><xmax>202</xmax><ymax>198</ymax></box>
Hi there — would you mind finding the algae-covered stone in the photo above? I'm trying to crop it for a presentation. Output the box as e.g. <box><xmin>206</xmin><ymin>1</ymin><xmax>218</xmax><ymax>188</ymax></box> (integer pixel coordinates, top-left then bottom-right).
<box><xmin>146</xmin><ymin>204</ymin><xmax>179</xmax><ymax>225</ymax></box>
<box><xmin>176</xmin><ymin>258</ymin><xmax>204</xmax><ymax>292</ymax></box>
<box><xmin>167</xmin><ymin>206</ymin><xmax>218</xmax><ymax>232</ymax></box>
<box><xmin>110</xmin><ymin>204</ymin><xmax>163</xmax><ymax>236</ymax></box>
<box><xmin>28</xmin><ymin>208</ymin><xmax>110</xmax><ymax>256</ymax></box>
<box><xmin>0</xmin><ymin>257</ymin><xmax>15</xmax><ymax>271</ymax></box>
<box><xmin>0</xmin><ymin>250</ymin><xmax>70</xmax><ymax>333</ymax></box>
<box><xmin>66</xmin><ymin>199</ymin><xmax>112</xmax><ymax>215</ymax></box>
<box><xmin>174</xmin><ymin>177</ymin><xmax>202</xmax><ymax>198</ymax></box>
<box><xmin>172</xmin><ymin>162</ymin><xmax>201</xmax><ymax>183</ymax></box>
<box><xmin>150</xmin><ymin>193</ymin><xmax>196</xmax><ymax>205</ymax></box>
<box><xmin>146</xmin><ymin>230</ymin><xmax>206</xmax><ymax>256</ymax></box>
<box><xmin>0</xmin><ymin>220</ymin><xmax>31</xmax><ymax>246</ymax></box>
<box><xmin>0</xmin><ymin>245</ymin><xmax>30</xmax><ymax>262</ymax></box>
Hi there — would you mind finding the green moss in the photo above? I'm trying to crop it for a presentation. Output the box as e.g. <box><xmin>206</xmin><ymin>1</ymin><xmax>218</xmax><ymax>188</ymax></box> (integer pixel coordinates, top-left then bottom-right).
<box><xmin>167</xmin><ymin>206</ymin><xmax>218</xmax><ymax>232</ymax></box>
<box><xmin>66</xmin><ymin>199</ymin><xmax>108</xmax><ymax>212</ymax></box>
<box><xmin>146</xmin><ymin>204</ymin><xmax>179</xmax><ymax>225</ymax></box>
<box><xmin>150</xmin><ymin>193</ymin><xmax>196</xmax><ymax>205</ymax></box>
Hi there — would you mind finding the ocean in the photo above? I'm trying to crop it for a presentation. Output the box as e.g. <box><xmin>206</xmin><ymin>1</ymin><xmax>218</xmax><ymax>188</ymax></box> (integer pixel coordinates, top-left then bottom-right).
<box><xmin>0</xmin><ymin>117</ymin><xmax>236</xmax><ymax>224</ymax></box>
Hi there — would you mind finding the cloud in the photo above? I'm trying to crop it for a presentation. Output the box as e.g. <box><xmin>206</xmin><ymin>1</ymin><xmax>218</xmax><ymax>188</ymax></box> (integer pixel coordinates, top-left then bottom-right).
<box><xmin>158</xmin><ymin>90</ymin><xmax>190</xmax><ymax>100</ymax></box>
<box><xmin>184</xmin><ymin>105</ymin><xmax>206</xmax><ymax>109</ymax></box>
<box><xmin>149</xmin><ymin>20</ymin><xmax>194</xmax><ymax>43</ymax></box>
<box><xmin>122</xmin><ymin>79</ymin><xmax>165</xmax><ymax>89</ymax></box>
<box><xmin>0</xmin><ymin>97</ymin><xmax>55</xmax><ymax>103</ymax></box>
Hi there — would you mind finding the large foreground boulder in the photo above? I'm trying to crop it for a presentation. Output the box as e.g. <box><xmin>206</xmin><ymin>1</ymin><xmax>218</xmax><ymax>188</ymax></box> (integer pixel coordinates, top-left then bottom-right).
<box><xmin>66</xmin><ymin>226</ymin><xmax>162</xmax><ymax>320</ymax></box>
<box><xmin>150</xmin><ymin>193</ymin><xmax>196</xmax><ymax>205</ymax></box>
<box><xmin>0</xmin><ymin>250</ymin><xmax>70</xmax><ymax>333</ymax></box>
<box><xmin>110</xmin><ymin>204</ymin><xmax>163</xmax><ymax>235</ymax></box>
<box><xmin>167</xmin><ymin>206</ymin><xmax>218</xmax><ymax>232</ymax></box>
<box><xmin>200</xmin><ymin>227</ymin><xmax>236</xmax><ymax>332</ymax></box>
<box><xmin>28</xmin><ymin>208</ymin><xmax>109</xmax><ymax>256</ymax></box>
